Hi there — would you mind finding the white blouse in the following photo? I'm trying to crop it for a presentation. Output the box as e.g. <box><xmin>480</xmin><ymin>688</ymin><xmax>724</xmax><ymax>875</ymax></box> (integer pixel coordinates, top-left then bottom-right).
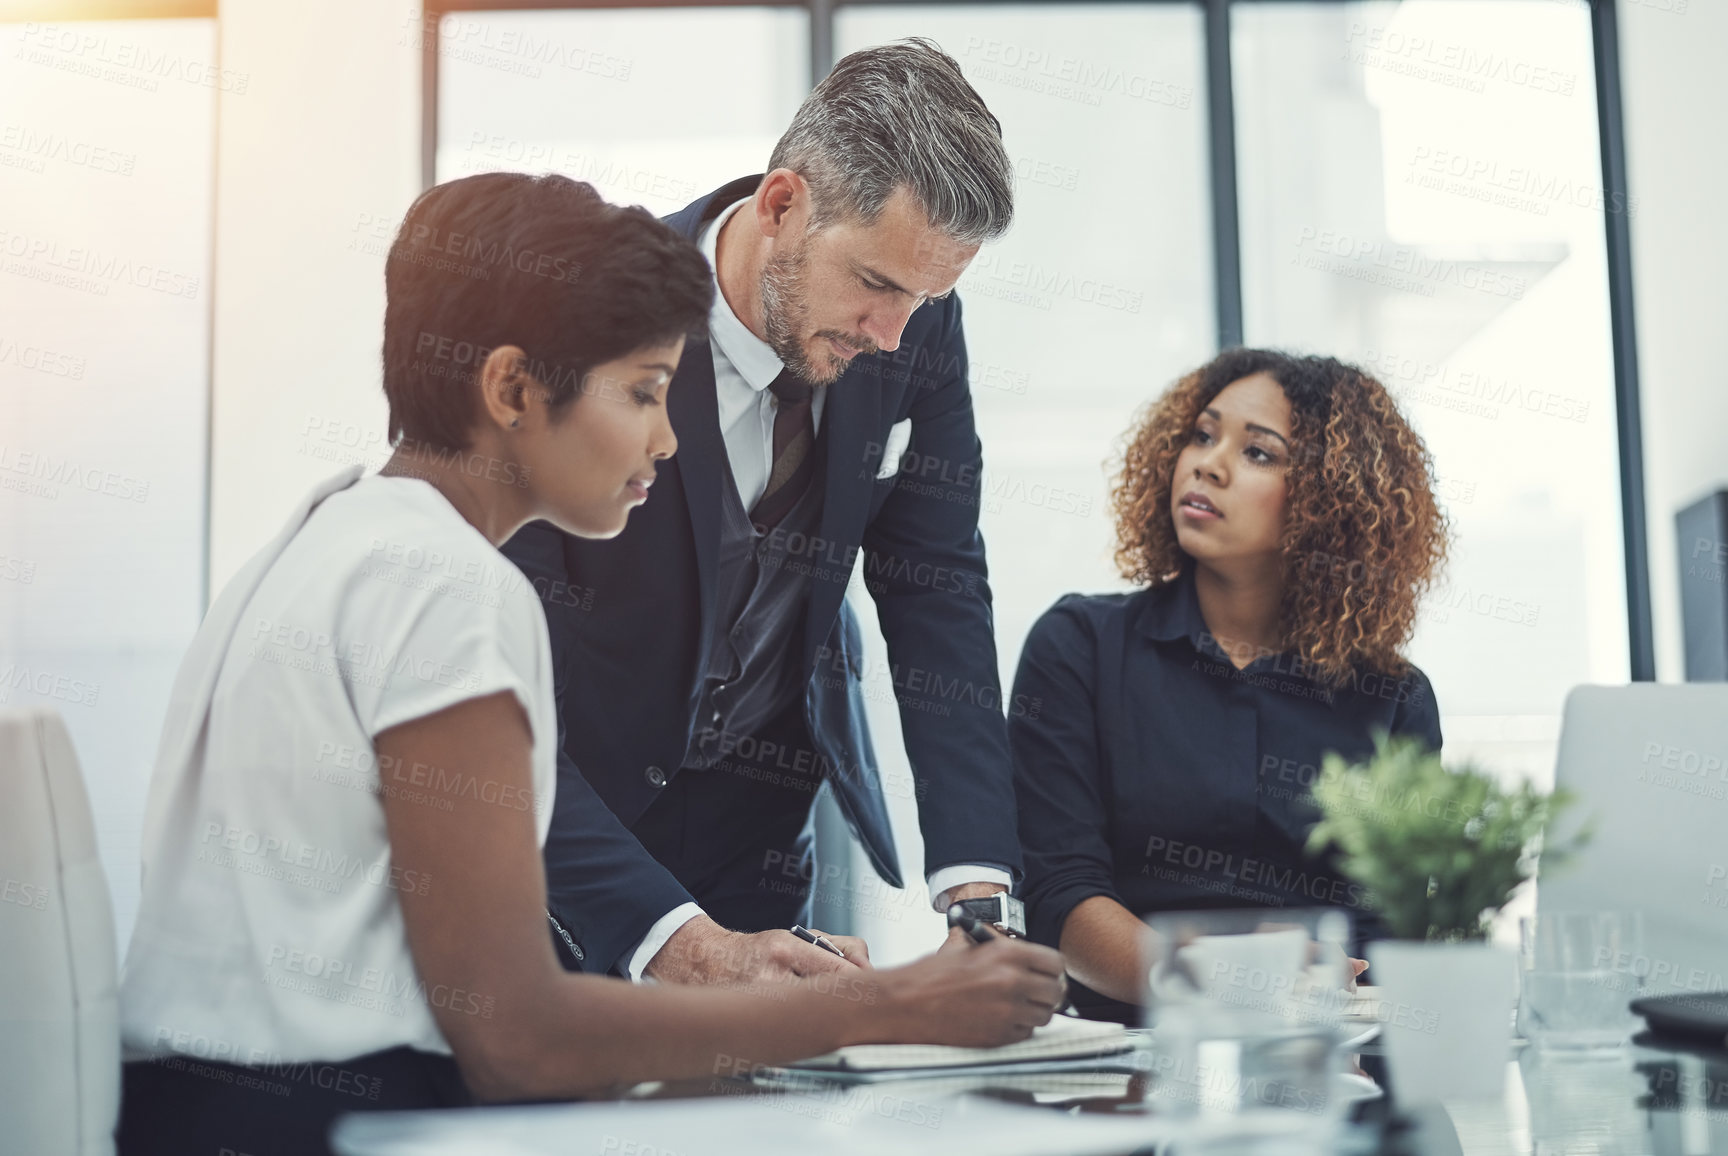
<box><xmin>120</xmin><ymin>468</ymin><xmax>556</xmax><ymax>1066</ymax></box>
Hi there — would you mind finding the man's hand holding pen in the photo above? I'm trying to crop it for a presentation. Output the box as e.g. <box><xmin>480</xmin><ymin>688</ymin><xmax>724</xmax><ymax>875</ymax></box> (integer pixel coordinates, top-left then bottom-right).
<box><xmin>790</xmin><ymin>924</ymin><xmax>854</xmax><ymax>961</ymax></box>
<box><xmin>646</xmin><ymin>915</ymin><xmax>870</xmax><ymax>985</ymax></box>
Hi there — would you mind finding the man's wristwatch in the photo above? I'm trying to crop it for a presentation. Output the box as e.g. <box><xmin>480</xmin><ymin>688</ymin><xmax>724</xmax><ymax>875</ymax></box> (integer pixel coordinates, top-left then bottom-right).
<box><xmin>947</xmin><ymin>893</ymin><xmax>1026</xmax><ymax>938</ymax></box>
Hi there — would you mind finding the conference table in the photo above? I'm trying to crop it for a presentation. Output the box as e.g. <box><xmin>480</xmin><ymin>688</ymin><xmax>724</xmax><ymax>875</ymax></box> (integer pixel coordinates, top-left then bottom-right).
<box><xmin>331</xmin><ymin>1029</ymin><xmax>1728</xmax><ymax>1155</ymax></box>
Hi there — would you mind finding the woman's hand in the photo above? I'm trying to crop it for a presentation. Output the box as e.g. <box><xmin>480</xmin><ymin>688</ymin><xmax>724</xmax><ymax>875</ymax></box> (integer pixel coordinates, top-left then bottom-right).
<box><xmin>868</xmin><ymin>936</ymin><xmax>1067</xmax><ymax>1049</ymax></box>
<box><xmin>1347</xmin><ymin>956</ymin><xmax>1368</xmax><ymax>992</ymax></box>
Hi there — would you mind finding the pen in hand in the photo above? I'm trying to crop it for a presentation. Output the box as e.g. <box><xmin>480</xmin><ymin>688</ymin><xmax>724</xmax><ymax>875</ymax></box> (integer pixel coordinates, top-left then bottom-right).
<box><xmin>948</xmin><ymin>904</ymin><xmax>1073</xmax><ymax>1014</ymax></box>
<box><xmin>789</xmin><ymin>924</ymin><xmax>847</xmax><ymax>959</ymax></box>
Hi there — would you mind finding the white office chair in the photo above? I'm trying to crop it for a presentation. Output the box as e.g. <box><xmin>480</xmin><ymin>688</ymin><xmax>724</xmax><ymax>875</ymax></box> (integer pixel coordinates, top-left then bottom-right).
<box><xmin>0</xmin><ymin>707</ymin><xmax>119</xmax><ymax>1156</ymax></box>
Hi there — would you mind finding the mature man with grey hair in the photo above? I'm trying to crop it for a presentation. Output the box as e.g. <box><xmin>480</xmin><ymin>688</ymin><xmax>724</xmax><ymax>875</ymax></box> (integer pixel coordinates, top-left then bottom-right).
<box><xmin>503</xmin><ymin>38</ymin><xmax>1028</xmax><ymax>986</ymax></box>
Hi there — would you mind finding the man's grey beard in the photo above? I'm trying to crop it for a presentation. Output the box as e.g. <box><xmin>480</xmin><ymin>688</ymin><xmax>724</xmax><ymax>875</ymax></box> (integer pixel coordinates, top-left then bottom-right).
<box><xmin>761</xmin><ymin>240</ymin><xmax>828</xmax><ymax>384</ymax></box>
<box><xmin>759</xmin><ymin>238</ymin><xmax>867</xmax><ymax>387</ymax></box>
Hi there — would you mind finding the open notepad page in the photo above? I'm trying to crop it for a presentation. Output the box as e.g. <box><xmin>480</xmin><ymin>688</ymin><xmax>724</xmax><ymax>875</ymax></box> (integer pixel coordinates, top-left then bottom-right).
<box><xmin>1344</xmin><ymin>986</ymin><xmax>1382</xmax><ymax>1022</ymax></box>
<box><xmin>788</xmin><ymin>1013</ymin><xmax>1137</xmax><ymax>1072</ymax></box>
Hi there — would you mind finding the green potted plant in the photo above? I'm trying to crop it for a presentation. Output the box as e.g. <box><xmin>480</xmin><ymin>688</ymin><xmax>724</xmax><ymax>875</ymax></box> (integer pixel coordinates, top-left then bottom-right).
<box><xmin>1305</xmin><ymin>733</ymin><xmax>1589</xmax><ymax>1102</ymax></box>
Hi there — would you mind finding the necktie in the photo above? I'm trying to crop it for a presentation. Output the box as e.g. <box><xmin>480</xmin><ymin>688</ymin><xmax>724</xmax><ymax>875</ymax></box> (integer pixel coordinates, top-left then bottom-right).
<box><xmin>749</xmin><ymin>368</ymin><xmax>818</xmax><ymax>532</ymax></box>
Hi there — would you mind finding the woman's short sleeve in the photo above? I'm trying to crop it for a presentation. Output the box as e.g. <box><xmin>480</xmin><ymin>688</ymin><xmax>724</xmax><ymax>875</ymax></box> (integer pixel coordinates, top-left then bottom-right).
<box><xmin>344</xmin><ymin>557</ymin><xmax>548</xmax><ymax>744</ymax></box>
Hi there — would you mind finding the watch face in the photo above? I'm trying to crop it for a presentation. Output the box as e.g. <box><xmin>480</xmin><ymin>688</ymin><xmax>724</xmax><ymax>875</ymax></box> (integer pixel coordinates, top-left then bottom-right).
<box><xmin>959</xmin><ymin>894</ymin><xmax>1026</xmax><ymax>934</ymax></box>
<box><xmin>948</xmin><ymin>895</ymin><xmax>1027</xmax><ymax>936</ymax></box>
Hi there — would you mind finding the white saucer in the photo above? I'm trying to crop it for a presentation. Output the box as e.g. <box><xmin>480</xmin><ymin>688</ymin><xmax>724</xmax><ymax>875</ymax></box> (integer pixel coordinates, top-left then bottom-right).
<box><xmin>1338</xmin><ymin>1023</ymin><xmax>1382</xmax><ymax>1050</ymax></box>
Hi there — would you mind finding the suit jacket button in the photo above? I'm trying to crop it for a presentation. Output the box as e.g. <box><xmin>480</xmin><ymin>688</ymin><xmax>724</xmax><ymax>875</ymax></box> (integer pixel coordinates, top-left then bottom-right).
<box><xmin>645</xmin><ymin>765</ymin><xmax>667</xmax><ymax>788</ymax></box>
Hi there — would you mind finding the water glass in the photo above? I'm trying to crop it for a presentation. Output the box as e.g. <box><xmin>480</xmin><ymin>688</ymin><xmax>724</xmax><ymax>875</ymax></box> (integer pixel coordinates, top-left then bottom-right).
<box><xmin>1142</xmin><ymin>908</ymin><xmax>1355</xmax><ymax>1128</ymax></box>
<box><xmin>1518</xmin><ymin>911</ymin><xmax>1645</xmax><ymax>1052</ymax></box>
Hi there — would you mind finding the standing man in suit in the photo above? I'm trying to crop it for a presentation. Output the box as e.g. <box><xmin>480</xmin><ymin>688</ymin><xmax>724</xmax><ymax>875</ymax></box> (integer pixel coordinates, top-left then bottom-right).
<box><xmin>503</xmin><ymin>38</ymin><xmax>1025</xmax><ymax>985</ymax></box>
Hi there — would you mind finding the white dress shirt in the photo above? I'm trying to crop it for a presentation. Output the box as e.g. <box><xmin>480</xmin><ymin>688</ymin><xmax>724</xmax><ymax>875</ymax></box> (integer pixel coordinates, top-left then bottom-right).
<box><xmin>121</xmin><ymin>470</ymin><xmax>558</xmax><ymax>1063</ymax></box>
<box><xmin>621</xmin><ymin>198</ymin><xmax>1009</xmax><ymax>981</ymax></box>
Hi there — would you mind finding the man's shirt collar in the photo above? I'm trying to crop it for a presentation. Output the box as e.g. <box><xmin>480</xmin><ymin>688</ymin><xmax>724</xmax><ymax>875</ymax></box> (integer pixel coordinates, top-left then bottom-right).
<box><xmin>698</xmin><ymin>196</ymin><xmax>784</xmax><ymax>393</ymax></box>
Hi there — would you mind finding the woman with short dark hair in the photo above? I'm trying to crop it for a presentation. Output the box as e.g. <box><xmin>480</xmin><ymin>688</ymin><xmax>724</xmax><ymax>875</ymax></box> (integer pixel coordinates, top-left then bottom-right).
<box><xmin>1011</xmin><ymin>348</ymin><xmax>1448</xmax><ymax>1022</ymax></box>
<box><xmin>117</xmin><ymin>173</ymin><xmax>1064</xmax><ymax>1155</ymax></box>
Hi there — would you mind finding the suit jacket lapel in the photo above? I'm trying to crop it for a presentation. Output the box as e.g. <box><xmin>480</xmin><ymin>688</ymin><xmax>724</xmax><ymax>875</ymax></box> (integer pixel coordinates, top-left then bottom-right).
<box><xmin>660</xmin><ymin>175</ymin><xmax>762</xmax><ymax>655</ymax></box>
<box><xmin>671</xmin><ymin>334</ymin><xmax>723</xmax><ymax>641</ymax></box>
<box><xmin>664</xmin><ymin>174</ymin><xmax>763</xmax><ymax>241</ymax></box>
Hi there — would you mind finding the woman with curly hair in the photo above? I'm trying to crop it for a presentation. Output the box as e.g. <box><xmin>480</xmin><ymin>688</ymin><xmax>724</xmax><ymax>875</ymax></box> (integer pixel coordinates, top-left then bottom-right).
<box><xmin>1009</xmin><ymin>348</ymin><xmax>1448</xmax><ymax>1022</ymax></box>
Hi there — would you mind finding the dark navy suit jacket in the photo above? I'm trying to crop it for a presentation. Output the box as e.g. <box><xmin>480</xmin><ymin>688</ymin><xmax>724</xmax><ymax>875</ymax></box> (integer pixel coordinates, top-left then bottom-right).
<box><xmin>501</xmin><ymin>176</ymin><xmax>1022</xmax><ymax>974</ymax></box>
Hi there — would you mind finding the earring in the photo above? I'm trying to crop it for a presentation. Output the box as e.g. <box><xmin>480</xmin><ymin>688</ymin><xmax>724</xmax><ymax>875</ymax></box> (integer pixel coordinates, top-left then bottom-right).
<box><xmin>510</xmin><ymin>419</ymin><xmax>520</xmax><ymax>428</ymax></box>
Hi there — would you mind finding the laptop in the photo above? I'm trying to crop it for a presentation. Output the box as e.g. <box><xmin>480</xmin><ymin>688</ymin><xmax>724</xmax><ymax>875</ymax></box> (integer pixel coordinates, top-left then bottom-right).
<box><xmin>1540</xmin><ymin>684</ymin><xmax>1728</xmax><ymax>996</ymax></box>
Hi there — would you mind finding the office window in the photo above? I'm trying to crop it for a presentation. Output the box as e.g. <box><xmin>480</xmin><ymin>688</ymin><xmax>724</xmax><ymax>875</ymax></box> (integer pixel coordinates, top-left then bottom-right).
<box><xmin>430</xmin><ymin>0</ymin><xmax>1634</xmax><ymax>957</ymax></box>
<box><xmin>1234</xmin><ymin>0</ymin><xmax>1628</xmax><ymax>785</ymax></box>
<box><xmin>0</xmin><ymin>18</ymin><xmax>216</xmax><ymax>945</ymax></box>
<box><xmin>436</xmin><ymin>6</ymin><xmax>811</xmax><ymax>206</ymax></box>
<box><xmin>836</xmin><ymin>5</ymin><xmax>1214</xmax><ymax>960</ymax></box>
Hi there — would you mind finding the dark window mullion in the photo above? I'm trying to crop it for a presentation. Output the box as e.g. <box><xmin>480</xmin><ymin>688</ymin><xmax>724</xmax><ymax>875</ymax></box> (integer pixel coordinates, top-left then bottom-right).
<box><xmin>1591</xmin><ymin>0</ymin><xmax>1653</xmax><ymax>681</ymax></box>
<box><xmin>811</xmin><ymin>0</ymin><xmax>835</xmax><ymax>85</ymax></box>
<box><xmin>1208</xmin><ymin>0</ymin><xmax>1243</xmax><ymax>351</ymax></box>
<box><xmin>421</xmin><ymin>4</ymin><xmax>442</xmax><ymax>191</ymax></box>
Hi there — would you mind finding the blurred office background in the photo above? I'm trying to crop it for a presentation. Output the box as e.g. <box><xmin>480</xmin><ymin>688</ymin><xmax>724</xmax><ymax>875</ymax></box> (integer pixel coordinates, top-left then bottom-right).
<box><xmin>0</xmin><ymin>0</ymin><xmax>1720</xmax><ymax>963</ymax></box>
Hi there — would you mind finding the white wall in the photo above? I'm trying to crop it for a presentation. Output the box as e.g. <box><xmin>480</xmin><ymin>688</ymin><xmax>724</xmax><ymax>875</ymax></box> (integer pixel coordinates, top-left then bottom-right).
<box><xmin>209</xmin><ymin>0</ymin><xmax>420</xmax><ymax>587</ymax></box>
<box><xmin>1616</xmin><ymin>0</ymin><xmax>1728</xmax><ymax>683</ymax></box>
<box><xmin>0</xmin><ymin>17</ymin><xmax>216</xmax><ymax>949</ymax></box>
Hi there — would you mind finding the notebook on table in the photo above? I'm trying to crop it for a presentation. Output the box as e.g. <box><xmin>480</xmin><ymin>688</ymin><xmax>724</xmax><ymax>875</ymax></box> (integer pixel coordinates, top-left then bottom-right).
<box><xmin>785</xmin><ymin>1013</ymin><xmax>1137</xmax><ymax>1074</ymax></box>
<box><xmin>749</xmin><ymin>1062</ymin><xmax>1143</xmax><ymax>1102</ymax></box>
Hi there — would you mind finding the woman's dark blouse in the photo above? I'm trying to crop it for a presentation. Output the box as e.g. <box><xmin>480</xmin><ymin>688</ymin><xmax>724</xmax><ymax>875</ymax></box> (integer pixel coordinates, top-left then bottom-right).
<box><xmin>1009</xmin><ymin>571</ymin><xmax>1442</xmax><ymax>1022</ymax></box>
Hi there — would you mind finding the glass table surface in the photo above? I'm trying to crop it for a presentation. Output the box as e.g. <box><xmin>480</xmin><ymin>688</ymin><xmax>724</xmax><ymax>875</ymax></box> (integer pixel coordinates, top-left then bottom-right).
<box><xmin>333</xmin><ymin>1031</ymin><xmax>1728</xmax><ymax>1156</ymax></box>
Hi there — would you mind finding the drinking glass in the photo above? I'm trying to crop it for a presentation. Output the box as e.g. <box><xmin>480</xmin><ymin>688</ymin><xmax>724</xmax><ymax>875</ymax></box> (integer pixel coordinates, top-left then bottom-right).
<box><xmin>1142</xmin><ymin>908</ymin><xmax>1355</xmax><ymax>1133</ymax></box>
<box><xmin>1518</xmin><ymin>911</ymin><xmax>1645</xmax><ymax>1052</ymax></box>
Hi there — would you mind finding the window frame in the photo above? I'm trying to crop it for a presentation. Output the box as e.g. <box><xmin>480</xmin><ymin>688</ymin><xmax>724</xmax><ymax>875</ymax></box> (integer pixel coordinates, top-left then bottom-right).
<box><xmin>414</xmin><ymin>0</ymin><xmax>1650</xmax><ymax>678</ymax></box>
<box><xmin>30</xmin><ymin>0</ymin><xmax>1648</xmax><ymax>674</ymax></box>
